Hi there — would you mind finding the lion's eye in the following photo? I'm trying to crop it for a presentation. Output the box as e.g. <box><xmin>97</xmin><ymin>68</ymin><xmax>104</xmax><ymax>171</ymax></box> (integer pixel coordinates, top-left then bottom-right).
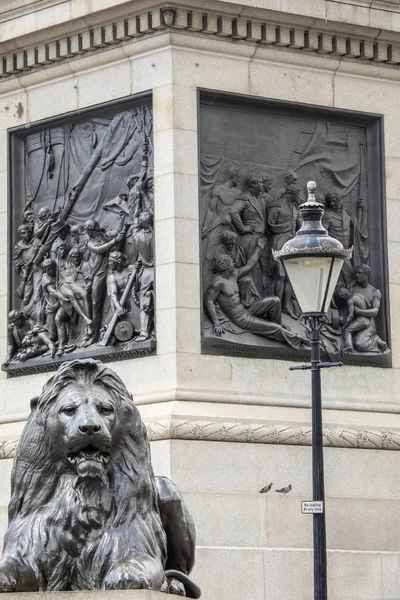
<box><xmin>98</xmin><ymin>405</ymin><xmax>113</xmax><ymax>416</ymax></box>
<box><xmin>61</xmin><ymin>406</ymin><xmax>76</xmax><ymax>416</ymax></box>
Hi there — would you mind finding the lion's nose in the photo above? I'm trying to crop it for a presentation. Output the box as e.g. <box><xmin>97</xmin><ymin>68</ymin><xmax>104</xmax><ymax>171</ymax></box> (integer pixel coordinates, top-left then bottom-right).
<box><xmin>79</xmin><ymin>423</ymin><xmax>101</xmax><ymax>435</ymax></box>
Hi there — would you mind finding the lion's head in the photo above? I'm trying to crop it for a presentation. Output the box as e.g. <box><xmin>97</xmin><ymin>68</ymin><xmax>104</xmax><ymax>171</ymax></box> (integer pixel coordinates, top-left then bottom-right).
<box><xmin>9</xmin><ymin>359</ymin><xmax>159</xmax><ymax>524</ymax></box>
<box><xmin>38</xmin><ymin>360</ymin><xmax>136</xmax><ymax>479</ymax></box>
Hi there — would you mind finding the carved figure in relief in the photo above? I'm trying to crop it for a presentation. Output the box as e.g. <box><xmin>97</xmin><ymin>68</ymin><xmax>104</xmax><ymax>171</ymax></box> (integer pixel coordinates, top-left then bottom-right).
<box><xmin>17</xmin><ymin>326</ymin><xmax>55</xmax><ymax>362</ymax></box>
<box><xmin>267</xmin><ymin>175</ymin><xmax>301</xmax><ymax>319</ymax></box>
<box><xmin>126</xmin><ymin>177</ymin><xmax>141</xmax><ymax>221</ymax></box>
<box><xmin>259</xmin><ymin>174</ymin><xmax>276</xmax><ymax>296</ymax></box>
<box><xmin>84</xmin><ymin>220</ymin><xmax>126</xmax><ymax>345</ymax></box>
<box><xmin>70</xmin><ymin>224</ymin><xmax>89</xmax><ymax>261</ymax></box>
<box><xmin>213</xmin><ymin>230</ymin><xmax>259</xmax><ymax>326</ymax></box>
<box><xmin>126</xmin><ymin>143</ymin><xmax>151</xmax><ymax>221</ymax></box>
<box><xmin>259</xmin><ymin>174</ymin><xmax>274</xmax><ymax>209</ymax></box>
<box><xmin>323</xmin><ymin>191</ymin><xmax>353</xmax><ymax>248</ymax></box>
<box><xmin>202</xmin><ymin>167</ymin><xmax>242</xmax><ymax>260</ymax></box>
<box><xmin>22</xmin><ymin>211</ymin><xmax>34</xmax><ymax>227</ymax></box>
<box><xmin>5</xmin><ymin>311</ymin><xmax>33</xmax><ymax>366</ymax></box>
<box><xmin>41</xmin><ymin>259</ymin><xmax>60</xmax><ymax>352</ymax></box>
<box><xmin>273</xmin><ymin>170</ymin><xmax>299</xmax><ymax>203</ymax></box>
<box><xmin>230</xmin><ymin>175</ymin><xmax>270</xmax><ymax>293</ymax></box>
<box><xmin>143</xmin><ymin>175</ymin><xmax>154</xmax><ymax>215</ymax></box>
<box><xmin>106</xmin><ymin>251</ymin><xmax>132</xmax><ymax>317</ymax></box>
<box><xmin>126</xmin><ymin>211</ymin><xmax>154</xmax><ymax>341</ymax></box>
<box><xmin>0</xmin><ymin>359</ymin><xmax>200</xmax><ymax>597</ymax></box>
<box><xmin>13</xmin><ymin>224</ymin><xmax>41</xmax><ymax>308</ymax></box>
<box><xmin>54</xmin><ymin>242</ymin><xmax>70</xmax><ymax>277</ymax></box>
<box><xmin>34</xmin><ymin>207</ymin><xmax>54</xmax><ymax>241</ymax></box>
<box><xmin>53</xmin><ymin>300</ymin><xmax>76</xmax><ymax>357</ymax></box>
<box><xmin>215</xmin><ymin>230</ymin><xmax>246</xmax><ymax>267</ymax></box>
<box><xmin>343</xmin><ymin>264</ymin><xmax>387</xmax><ymax>353</ymax></box>
<box><xmin>50</xmin><ymin>223</ymin><xmax>72</xmax><ymax>261</ymax></box>
<box><xmin>204</xmin><ymin>238</ymin><xmax>307</xmax><ymax>350</ymax></box>
<box><xmin>51</xmin><ymin>247</ymin><xmax>92</xmax><ymax>356</ymax></box>
<box><xmin>58</xmin><ymin>247</ymin><xmax>93</xmax><ymax>339</ymax></box>
<box><xmin>323</xmin><ymin>190</ymin><xmax>356</xmax><ymax>285</ymax></box>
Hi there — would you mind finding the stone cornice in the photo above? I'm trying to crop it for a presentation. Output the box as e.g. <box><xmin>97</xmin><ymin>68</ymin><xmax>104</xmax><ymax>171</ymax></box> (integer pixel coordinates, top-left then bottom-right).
<box><xmin>0</xmin><ymin>0</ymin><xmax>68</xmax><ymax>23</ymax></box>
<box><xmin>2</xmin><ymin>419</ymin><xmax>400</xmax><ymax>459</ymax></box>
<box><xmin>1</xmin><ymin>2</ymin><xmax>400</xmax><ymax>81</ymax></box>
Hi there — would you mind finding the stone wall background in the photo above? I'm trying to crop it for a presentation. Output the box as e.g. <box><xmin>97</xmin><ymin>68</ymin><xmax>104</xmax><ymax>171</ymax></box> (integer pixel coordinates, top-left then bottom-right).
<box><xmin>0</xmin><ymin>1</ymin><xmax>400</xmax><ymax>599</ymax></box>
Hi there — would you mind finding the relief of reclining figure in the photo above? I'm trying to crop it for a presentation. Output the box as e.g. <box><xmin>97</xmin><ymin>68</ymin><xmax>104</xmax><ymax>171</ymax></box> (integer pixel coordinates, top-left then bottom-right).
<box><xmin>204</xmin><ymin>237</ymin><xmax>309</xmax><ymax>351</ymax></box>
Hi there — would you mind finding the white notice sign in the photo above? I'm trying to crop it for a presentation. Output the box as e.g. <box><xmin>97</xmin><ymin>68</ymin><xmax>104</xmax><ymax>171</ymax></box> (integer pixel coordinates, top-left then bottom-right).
<box><xmin>301</xmin><ymin>501</ymin><xmax>324</xmax><ymax>514</ymax></box>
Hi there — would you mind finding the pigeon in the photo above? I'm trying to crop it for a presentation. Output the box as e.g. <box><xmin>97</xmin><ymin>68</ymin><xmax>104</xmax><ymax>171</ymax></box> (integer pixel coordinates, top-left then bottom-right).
<box><xmin>276</xmin><ymin>484</ymin><xmax>292</xmax><ymax>494</ymax></box>
<box><xmin>259</xmin><ymin>483</ymin><xmax>273</xmax><ymax>493</ymax></box>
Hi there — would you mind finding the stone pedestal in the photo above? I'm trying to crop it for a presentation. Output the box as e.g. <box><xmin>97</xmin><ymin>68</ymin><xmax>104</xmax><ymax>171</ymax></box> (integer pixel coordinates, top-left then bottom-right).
<box><xmin>3</xmin><ymin>593</ymin><xmax>168</xmax><ymax>600</ymax></box>
<box><xmin>0</xmin><ymin>1</ymin><xmax>400</xmax><ymax>600</ymax></box>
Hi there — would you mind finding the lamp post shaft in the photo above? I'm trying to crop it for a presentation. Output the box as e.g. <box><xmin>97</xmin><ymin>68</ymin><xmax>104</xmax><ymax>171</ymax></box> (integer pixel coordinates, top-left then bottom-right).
<box><xmin>310</xmin><ymin>319</ymin><xmax>327</xmax><ymax>600</ymax></box>
<box><xmin>274</xmin><ymin>181</ymin><xmax>350</xmax><ymax>598</ymax></box>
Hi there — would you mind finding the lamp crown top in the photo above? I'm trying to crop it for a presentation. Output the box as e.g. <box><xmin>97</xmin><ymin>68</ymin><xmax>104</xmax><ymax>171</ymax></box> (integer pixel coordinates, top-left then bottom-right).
<box><xmin>272</xmin><ymin>178</ymin><xmax>353</xmax><ymax>264</ymax></box>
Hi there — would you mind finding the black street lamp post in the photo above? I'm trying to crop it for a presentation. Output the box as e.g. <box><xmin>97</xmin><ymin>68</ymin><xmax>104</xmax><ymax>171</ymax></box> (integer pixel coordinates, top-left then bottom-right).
<box><xmin>273</xmin><ymin>181</ymin><xmax>352</xmax><ymax>600</ymax></box>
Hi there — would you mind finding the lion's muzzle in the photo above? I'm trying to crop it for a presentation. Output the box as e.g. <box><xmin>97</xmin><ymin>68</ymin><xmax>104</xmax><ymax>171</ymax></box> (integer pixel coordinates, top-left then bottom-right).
<box><xmin>79</xmin><ymin>423</ymin><xmax>101</xmax><ymax>435</ymax></box>
<box><xmin>67</xmin><ymin>440</ymin><xmax>111</xmax><ymax>478</ymax></box>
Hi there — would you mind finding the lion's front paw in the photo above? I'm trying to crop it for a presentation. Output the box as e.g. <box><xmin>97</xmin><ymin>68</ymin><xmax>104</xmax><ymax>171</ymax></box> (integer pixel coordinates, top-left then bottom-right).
<box><xmin>105</xmin><ymin>555</ymin><xmax>165</xmax><ymax>591</ymax></box>
<box><xmin>0</xmin><ymin>559</ymin><xmax>38</xmax><ymax>594</ymax></box>
<box><xmin>105</xmin><ymin>565</ymin><xmax>151</xmax><ymax>591</ymax></box>
<box><xmin>0</xmin><ymin>570</ymin><xmax>17</xmax><ymax>593</ymax></box>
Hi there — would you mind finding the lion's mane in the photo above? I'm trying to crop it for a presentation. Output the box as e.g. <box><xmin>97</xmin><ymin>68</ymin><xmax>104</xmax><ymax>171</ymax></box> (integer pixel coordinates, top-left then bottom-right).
<box><xmin>2</xmin><ymin>359</ymin><xmax>167</xmax><ymax>591</ymax></box>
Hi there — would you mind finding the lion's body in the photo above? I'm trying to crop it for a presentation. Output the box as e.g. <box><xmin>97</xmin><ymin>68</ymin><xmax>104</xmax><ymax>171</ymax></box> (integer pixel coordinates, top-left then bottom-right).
<box><xmin>0</xmin><ymin>360</ymin><xmax>198</xmax><ymax>596</ymax></box>
<box><xmin>4</xmin><ymin>469</ymin><xmax>166</xmax><ymax>590</ymax></box>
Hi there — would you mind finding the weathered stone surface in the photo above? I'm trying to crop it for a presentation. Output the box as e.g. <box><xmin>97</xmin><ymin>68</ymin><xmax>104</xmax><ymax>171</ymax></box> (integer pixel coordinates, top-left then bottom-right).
<box><xmin>0</xmin><ymin>592</ymin><xmax>168</xmax><ymax>600</ymax></box>
<box><xmin>0</xmin><ymin>1</ymin><xmax>399</xmax><ymax>599</ymax></box>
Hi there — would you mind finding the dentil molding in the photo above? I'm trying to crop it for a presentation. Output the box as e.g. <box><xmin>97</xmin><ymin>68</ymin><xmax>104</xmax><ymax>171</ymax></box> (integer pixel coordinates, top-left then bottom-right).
<box><xmin>1</xmin><ymin>3</ymin><xmax>400</xmax><ymax>80</ymax></box>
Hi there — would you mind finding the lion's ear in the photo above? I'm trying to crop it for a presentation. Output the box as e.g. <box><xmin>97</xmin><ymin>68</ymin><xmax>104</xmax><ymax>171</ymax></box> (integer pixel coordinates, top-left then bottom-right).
<box><xmin>30</xmin><ymin>396</ymin><xmax>39</xmax><ymax>412</ymax></box>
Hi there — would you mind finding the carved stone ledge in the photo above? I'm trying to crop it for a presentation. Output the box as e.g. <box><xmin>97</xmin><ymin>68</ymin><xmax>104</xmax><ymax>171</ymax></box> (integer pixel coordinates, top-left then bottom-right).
<box><xmin>0</xmin><ymin>437</ymin><xmax>19</xmax><ymax>460</ymax></box>
<box><xmin>1</xmin><ymin>4</ymin><xmax>400</xmax><ymax>81</ymax></box>
<box><xmin>0</xmin><ymin>592</ymin><xmax>167</xmax><ymax>600</ymax></box>
<box><xmin>147</xmin><ymin>418</ymin><xmax>400</xmax><ymax>451</ymax></box>
<box><xmin>2</xmin><ymin>418</ymin><xmax>400</xmax><ymax>460</ymax></box>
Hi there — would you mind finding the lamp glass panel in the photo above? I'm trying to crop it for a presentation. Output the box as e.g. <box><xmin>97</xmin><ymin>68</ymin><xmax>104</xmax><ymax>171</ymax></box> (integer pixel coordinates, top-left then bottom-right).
<box><xmin>283</xmin><ymin>256</ymin><xmax>344</xmax><ymax>313</ymax></box>
<box><xmin>322</xmin><ymin>257</ymin><xmax>344</xmax><ymax>312</ymax></box>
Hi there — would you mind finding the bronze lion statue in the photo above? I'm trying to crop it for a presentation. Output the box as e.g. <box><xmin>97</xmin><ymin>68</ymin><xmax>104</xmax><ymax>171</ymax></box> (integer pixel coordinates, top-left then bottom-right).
<box><xmin>0</xmin><ymin>359</ymin><xmax>200</xmax><ymax>597</ymax></box>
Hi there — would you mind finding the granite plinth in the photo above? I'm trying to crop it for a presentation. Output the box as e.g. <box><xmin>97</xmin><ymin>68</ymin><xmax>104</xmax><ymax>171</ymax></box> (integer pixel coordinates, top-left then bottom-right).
<box><xmin>1</xmin><ymin>592</ymin><xmax>169</xmax><ymax>600</ymax></box>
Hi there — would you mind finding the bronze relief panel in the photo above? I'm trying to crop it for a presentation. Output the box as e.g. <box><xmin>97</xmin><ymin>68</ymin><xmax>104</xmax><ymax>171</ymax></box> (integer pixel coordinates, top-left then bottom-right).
<box><xmin>5</xmin><ymin>93</ymin><xmax>155</xmax><ymax>376</ymax></box>
<box><xmin>199</xmin><ymin>91</ymin><xmax>390</xmax><ymax>367</ymax></box>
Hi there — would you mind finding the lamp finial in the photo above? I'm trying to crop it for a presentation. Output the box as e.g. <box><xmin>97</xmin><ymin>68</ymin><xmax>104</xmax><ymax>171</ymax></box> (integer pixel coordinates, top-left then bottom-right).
<box><xmin>307</xmin><ymin>180</ymin><xmax>317</xmax><ymax>202</ymax></box>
